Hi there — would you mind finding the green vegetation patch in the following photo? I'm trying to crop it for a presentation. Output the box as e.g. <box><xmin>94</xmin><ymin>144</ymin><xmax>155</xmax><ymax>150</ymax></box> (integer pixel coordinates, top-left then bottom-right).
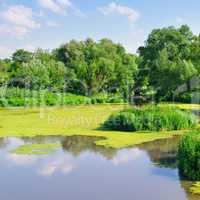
<box><xmin>11</xmin><ymin>143</ymin><xmax>61</xmax><ymax>155</ymax></box>
<box><xmin>0</xmin><ymin>87</ymin><xmax>125</xmax><ymax>107</ymax></box>
<box><xmin>178</xmin><ymin>131</ymin><xmax>200</xmax><ymax>180</ymax></box>
<box><xmin>190</xmin><ymin>182</ymin><xmax>200</xmax><ymax>195</ymax></box>
<box><xmin>103</xmin><ymin>106</ymin><xmax>197</xmax><ymax>132</ymax></box>
<box><xmin>0</xmin><ymin>104</ymin><xmax>195</xmax><ymax>149</ymax></box>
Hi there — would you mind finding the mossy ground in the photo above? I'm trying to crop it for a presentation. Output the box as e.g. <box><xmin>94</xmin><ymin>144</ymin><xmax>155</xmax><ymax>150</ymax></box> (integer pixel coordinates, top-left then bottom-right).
<box><xmin>0</xmin><ymin>103</ymin><xmax>198</xmax><ymax>149</ymax></box>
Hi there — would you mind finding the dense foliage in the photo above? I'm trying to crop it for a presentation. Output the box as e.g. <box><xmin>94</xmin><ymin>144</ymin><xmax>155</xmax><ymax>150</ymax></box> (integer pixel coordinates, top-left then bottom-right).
<box><xmin>0</xmin><ymin>25</ymin><xmax>200</xmax><ymax>106</ymax></box>
<box><xmin>103</xmin><ymin>106</ymin><xmax>197</xmax><ymax>131</ymax></box>
<box><xmin>0</xmin><ymin>88</ymin><xmax>124</xmax><ymax>107</ymax></box>
<box><xmin>136</xmin><ymin>25</ymin><xmax>200</xmax><ymax>102</ymax></box>
<box><xmin>178</xmin><ymin>132</ymin><xmax>200</xmax><ymax>180</ymax></box>
<box><xmin>53</xmin><ymin>38</ymin><xmax>138</xmax><ymax>97</ymax></box>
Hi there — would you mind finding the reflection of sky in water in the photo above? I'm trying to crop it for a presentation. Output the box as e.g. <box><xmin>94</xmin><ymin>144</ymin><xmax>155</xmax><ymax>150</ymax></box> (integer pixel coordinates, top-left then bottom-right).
<box><xmin>7</xmin><ymin>154</ymin><xmax>76</xmax><ymax>177</ymax></box>
<box><xmin>111</xmin><ymin>149</ymin><xmax>142</xmax><ymax>165</ymax></box>
<box><xmin>0</xmin><ymin>137</ymin><xmax>193</xmax><ymax>200</ymax></box>
<box><xmin>3</xmin><ymin>139</ymin><xmax>143</xmax><ymax>177</ymax></box>
<box><xmin>1</xmin><ymin>138</ymin><xmax>77</xmax><ymax>177</ymax></box>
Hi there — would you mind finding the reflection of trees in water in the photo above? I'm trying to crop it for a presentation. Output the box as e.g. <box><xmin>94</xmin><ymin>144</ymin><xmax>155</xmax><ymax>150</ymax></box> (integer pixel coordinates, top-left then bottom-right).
<box><xmin>21</xmin><ymin>136</ymin><xmax>63</xmax><ymax>144</ymax></box>
<box><xmin>0</xmin><ymin>138</ymin><xmax>7</xmax><ymax>149</ymax></box>
<box><xmin>180</xmin><ymin>181</ymin><xmax>200</xmax><ymax>200</ymax></box>
<box><xmin>61</xmin><ymin>136</ymin><xmax>117</xmax><ymax>159</ymax></box>
<box><xmin>137</xmin><ymin>137</ymin><xmax>180</xmax><ymax>169</ymax></box>
<box><xmin>139</xmin><ymin>137</ymin><xmax>200</xmax><ymax>200</ymax></box>
<box><xmin>21</xmin><ymin>135</ymin><xmax>117</xmax><ymax>159</ymax></box>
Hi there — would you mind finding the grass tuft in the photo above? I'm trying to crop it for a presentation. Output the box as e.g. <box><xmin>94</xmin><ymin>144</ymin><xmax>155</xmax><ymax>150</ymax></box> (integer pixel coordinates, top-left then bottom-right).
<box><xmin>178</xmin><ymin>131</ymin><xmax>200</xmax><ymax>180</ymax></box>
<box><xmin>103</xmin><ymin>106</ymin><xmax>197</xmax><ymax>132</ymax></box>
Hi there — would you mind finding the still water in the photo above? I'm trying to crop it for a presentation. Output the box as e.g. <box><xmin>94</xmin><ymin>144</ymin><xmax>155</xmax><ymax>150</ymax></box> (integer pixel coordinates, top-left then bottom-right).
<box><xmin>0</xmin><ymin>136</ymin><xmax>198</xmax><ymax>200</ymax></box>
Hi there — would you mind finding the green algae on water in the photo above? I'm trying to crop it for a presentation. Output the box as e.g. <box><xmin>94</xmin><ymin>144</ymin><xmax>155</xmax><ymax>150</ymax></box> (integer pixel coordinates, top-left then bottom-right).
<box><xmin>0</xmin><ymin>104</ymin><xmax>197</xmax><ymax>149</ymax></box>
<box><xmin>11</xmin><ymin>143</ymin><xmax>61</xmax><ymax>155</ymax></box>
<box><xmin>190</xmin><ymin>182</ymin><xmax>200</xmax><ymax>195</ymax></box>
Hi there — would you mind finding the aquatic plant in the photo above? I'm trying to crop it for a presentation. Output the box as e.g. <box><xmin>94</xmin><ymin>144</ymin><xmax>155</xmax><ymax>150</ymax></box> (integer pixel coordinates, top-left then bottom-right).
<box><xmin>178</xmin><ymin>131</ymin><xmax>200</xmax><ymax>180</ymax></box>
<box><xmin>11</xmin><ymin>143</ymin><xmax>61</xmax><ymax>155</ymax></box>
<box><xmin>103</xmin><ymin>106</ymin><xmax>197</xmax><ymax>132</ymax></box>
<box><xmin>0</xmin><ymin>104</ymin><xmax>193</xmax><ymax>149</ymax></box>
<box><xmin>190</xmin><ymin>182</ymin><xmax>200</xmax><ymax>195</ymax></box>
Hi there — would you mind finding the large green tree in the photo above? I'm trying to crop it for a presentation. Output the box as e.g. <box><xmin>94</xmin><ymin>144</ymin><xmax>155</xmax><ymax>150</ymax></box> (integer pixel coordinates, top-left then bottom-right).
<box><xmin>54</xmin><ymin>38</ymin><xmax>138</xmax><ymax>96</ymax></box>
<box><xmin>190</xmin><ymin>34</ymin><xmax>200</xmax><ymax>72</ymax></box>
<box><xmin>13</xmin><ymin>58</ymin><xmax>66</xmax><ymax>90</ymax></box>
<box><xmin>137</xmin><ymin>25</ymin><xmax>197</xmax><ymax>101</ymax></box>
<box><xmin>0</xmin><ymin>59</ymin><xmax>10</xmax><ymax>86</ymax></box>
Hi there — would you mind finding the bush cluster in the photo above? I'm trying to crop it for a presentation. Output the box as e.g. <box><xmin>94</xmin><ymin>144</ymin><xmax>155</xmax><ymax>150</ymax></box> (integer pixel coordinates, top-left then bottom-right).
<box><xmin>0</xmin><ymin>88</ymin><xmax>124</xmax><ymax>107</ymax></box>
<box><xmin>174</xmin><ymin>91</ymin><xmax>200</xmax><ymax>104</ymax></box>
<box><xmin>103</xmin><ymin>106</ymin><xmax>197</xmax><ymax>132</ymax></box>
<box><xmin>91</xmin><ymin>93</ymin><xmax>124</xmax><ymax>104</ymax></box>
<box><xmin>178</xmin><ymin>132</ymin><xmax>200</xmax><ymax>180</ymax></box>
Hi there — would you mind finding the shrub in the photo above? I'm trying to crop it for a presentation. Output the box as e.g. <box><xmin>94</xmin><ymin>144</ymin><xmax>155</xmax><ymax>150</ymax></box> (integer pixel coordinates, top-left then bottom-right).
<box><xmin>63</xmin><ymin>93</ymin><xmax>91</xmax><ymax>105</ymax></box>
<box><xmin>0</xmin><ymin>88</ymin><xmax>92</xmax><ymax>107</ymax></box>
<box><xmin>175</xmin><ymin>91</ymin><xmax>200</xmax><ymax>104</ymax></box>
<box><xmin>7</xmin><ymin>97</ymin><xmax>25</xmax><ymax>107</ymax></box>
<box><xmin>103</xmin><ymin>106</ymin><xmax>197</xmax><ymax>132</ymax></box>
<box><xmin>107</xmin><ymin>94</ymin><xmax>124</xmax><ymax>103</ymax></box>
<box><xmin>0</xmin><ymin>87</ymin><xmax>125</xmax><ymax>107</ymax></box>
<box><xmin>104</xmin><ymin>112</ymin><xmax>142</xmax><ymax>131</ymax></box>
<box><xmin>91</xmin><ymin>93</ymin><xmax>107</xmax><ymax>104</ymax></box>
<box><xmin>91</xmin><ymin>93</ymin><xmax>124</xmax><ymax>104</ymax></box>
<box><xmin>178</xmin><ymin>132</ymin><xmax>200</xmax><ymax>181</ymax></box>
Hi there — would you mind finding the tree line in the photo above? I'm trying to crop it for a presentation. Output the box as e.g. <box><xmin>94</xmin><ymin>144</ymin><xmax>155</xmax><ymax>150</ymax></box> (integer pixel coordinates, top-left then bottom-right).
<box><xmin>0</xmin><ymin>25</ymin><xmax>200</xmax><ymax>104</ymax></box>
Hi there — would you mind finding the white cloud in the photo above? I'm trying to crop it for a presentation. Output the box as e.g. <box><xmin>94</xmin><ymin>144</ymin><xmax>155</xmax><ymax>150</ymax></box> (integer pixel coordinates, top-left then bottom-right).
<box><xmin>57</xmin><ymin>0</ymin><xmax>71</xmax><ymax>7</ymax></box>
<box><xmin>99</xmin><ymin>2</ymin><xmax>140</xmax><ymax>23</ymax></box>
<box><xmin>38</xmin><ymin>159</ymin><xmax>75</xmax><ymax>176</ymax></box>
<box><xmin>38</xmin><ymin>0</ymin><xmax>85</xmax><ymax>17</ymax></box>
<box><xmin>7</xmin><ymin>154</ymin><xmax>37</xmax><ymax>166</ymax></box>
<box><xmin>0</xmin><ymin>24</ymin><xmax>28</xmax><ymax>37</ymax></box>
<box><xmin>111</xmin><ymin>149</ymin><xmax>142</xmax><ymax>165</ymax></box>
<box><xmin>46</xmin><ymin>21</ymin><xmax>62</xmax><ymax>27</ymax></box>
<box><xmin>38</xmin><ymin>0</ymin><xmax>71</xmax><ymax>14</ymax></box>
<box><xmin>1</xmin><ymin>5</ymin><xmax>40</xmax><ymax>29</ymax></box>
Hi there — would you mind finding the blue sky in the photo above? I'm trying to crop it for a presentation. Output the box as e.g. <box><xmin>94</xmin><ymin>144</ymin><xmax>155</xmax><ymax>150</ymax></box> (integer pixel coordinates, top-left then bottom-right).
<box><xmin>0</xmin><ymin>0</ymin><xmax>199</xmax><ymax>58</ymax></box>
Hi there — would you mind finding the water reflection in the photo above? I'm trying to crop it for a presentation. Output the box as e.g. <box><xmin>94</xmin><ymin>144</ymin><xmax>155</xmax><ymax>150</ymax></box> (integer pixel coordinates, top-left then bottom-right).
<box><xmin>0</xmin><ymin>138</ymin><xmax>9</xmax><ymax>149</ymax></box>
<box><xmin>21</xmin><ymin>135</ymin><xmax>64</xmax><ymax>145</ymax></box>
<box><xmin>19</xmin><ymin>135</ymin><xmax>118</xmax><ymax>159</ymax></box>
<box><xmin>0</xmin><ymin>135</ymin><xmax>198</xmax><ymax>200</ymax></box>
<box><xmin>7</xmin><ymin>154</ymin><xmax>37</xmax><ymax>166</ymax></box>
<box><xmin>38</xmin><ymin>156</ymin><xmax>76</xmax><ymax>177</ymax></box>
<box><xmin>138</xmin><ymin>136</ymin><xmax>179</xmax><ymax>169</ymax></box>
<box><xmin>111</xmin><ymin>148</ymin><xmax>142</xmax><ymax>165</ymax></box>
<box><xmin>62</xmin><ymin>136</ymin><xmax>117</xmax><ymax>159</ymax></box>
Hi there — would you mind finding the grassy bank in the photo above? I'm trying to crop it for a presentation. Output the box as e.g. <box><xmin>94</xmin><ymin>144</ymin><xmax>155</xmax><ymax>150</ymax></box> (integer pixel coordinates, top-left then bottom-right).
<box><xmin>0</xmin><ymin>104</ymin><xmax>195</xmax><ymax>149</ymax></box>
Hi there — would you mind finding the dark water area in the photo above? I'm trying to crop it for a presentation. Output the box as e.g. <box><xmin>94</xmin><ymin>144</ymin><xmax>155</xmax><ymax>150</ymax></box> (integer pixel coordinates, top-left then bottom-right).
<box><xmin>0</xmin><ymin>136</ymin><xmax>199</xmax><ymax>200</ymax></box>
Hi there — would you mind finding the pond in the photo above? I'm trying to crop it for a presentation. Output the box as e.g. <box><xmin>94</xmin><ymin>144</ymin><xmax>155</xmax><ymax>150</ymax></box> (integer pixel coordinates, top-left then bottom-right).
<box><xmin>0</xmin><ymin>136</ymin><xmax>198</xmax><ymax>200</ymax></box>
